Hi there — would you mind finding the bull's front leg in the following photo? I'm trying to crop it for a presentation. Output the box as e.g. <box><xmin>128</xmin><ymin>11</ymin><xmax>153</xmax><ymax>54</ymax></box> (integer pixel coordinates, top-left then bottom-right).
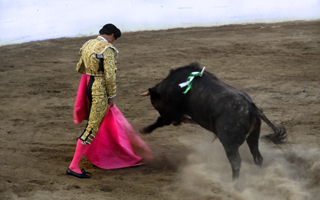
<box><xmin>139</xmin><ymin>116</ymin><xmax>171</xmax><ymax>134</ymax></box>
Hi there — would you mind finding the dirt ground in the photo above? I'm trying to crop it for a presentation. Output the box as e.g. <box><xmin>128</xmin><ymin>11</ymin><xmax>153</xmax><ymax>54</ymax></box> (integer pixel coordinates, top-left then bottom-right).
<box><xmin>0</xmin><ymin>20</ymin><xmax>320</xmax><ymax>200</ymax></box>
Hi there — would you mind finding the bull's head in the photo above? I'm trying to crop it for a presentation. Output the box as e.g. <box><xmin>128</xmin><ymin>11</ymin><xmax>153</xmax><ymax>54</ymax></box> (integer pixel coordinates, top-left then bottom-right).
<box><xmin>139</xmin><ymin>87</ymin><xmax>166</xmax><ymax>134</ymax></box>
<box><xmin>140</xmin><ymin>87</ymin><xmax>166</xmax><ymax>113</ymax></box>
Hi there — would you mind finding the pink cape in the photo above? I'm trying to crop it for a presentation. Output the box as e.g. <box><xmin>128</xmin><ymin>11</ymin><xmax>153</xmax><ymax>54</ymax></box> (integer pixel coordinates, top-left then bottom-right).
<box><xmin>73</xmin><ymin>74</ymin><xmax>153</xmax><ymax>169</ymax></box>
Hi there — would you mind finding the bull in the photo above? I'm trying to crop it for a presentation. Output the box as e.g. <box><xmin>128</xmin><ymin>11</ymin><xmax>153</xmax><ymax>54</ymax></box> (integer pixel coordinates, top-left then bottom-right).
<box><xmin>140</xmin><ymin>62</ymin><xmax>287</xmax><ymax>180</ymax></box>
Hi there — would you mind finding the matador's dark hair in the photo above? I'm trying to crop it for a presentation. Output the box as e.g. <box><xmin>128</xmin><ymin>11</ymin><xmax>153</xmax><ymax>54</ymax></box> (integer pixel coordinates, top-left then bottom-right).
<box><xmin>99</xmin><ymin>23</ymin><xmax>121</xmax><ymax>40</ymax></box>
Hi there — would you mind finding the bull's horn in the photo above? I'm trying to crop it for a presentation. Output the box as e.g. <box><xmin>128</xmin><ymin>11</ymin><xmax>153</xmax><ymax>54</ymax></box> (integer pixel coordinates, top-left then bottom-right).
<box><xmin>140</xmin><ymin>91</ymin><xmax>150</xmax><ymax>96</ymax></box>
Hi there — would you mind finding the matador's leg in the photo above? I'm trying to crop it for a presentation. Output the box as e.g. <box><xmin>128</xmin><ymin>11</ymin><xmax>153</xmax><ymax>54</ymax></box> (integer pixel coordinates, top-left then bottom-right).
<box><xmin>79</xmin><ymin>76</ymin><xmax>108</xmax><ymax>144</ymax></box>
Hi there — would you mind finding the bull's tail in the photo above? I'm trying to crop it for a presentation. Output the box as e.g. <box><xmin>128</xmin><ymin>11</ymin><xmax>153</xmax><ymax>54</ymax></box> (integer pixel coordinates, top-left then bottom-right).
<box><xmin>253</xmin><ymin>104</ymin><xmax>287</xmax><ymax>144</ymax></box>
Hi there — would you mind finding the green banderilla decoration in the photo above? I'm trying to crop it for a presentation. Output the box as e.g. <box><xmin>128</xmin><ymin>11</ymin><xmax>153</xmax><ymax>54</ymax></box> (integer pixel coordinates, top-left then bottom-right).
<box><xmin>179</xmin><ymin>67</ymin><xmax>205</xmax><ymax>94</ymax></box>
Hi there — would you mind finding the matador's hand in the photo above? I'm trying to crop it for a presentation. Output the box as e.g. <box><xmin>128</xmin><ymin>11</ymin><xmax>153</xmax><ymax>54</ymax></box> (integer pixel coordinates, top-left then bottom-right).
<box><xmin>108</xmin><ymin>98</ymin><xmax>114</xmax><ymax>107</ymax></box>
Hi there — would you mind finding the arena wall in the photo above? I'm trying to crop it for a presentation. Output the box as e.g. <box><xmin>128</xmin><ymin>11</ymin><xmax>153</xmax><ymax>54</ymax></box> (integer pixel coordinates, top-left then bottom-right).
<box><xmin>1</xmin><ymin>0</ymin><xmax>319</xmax><ymax>46</ymax></box>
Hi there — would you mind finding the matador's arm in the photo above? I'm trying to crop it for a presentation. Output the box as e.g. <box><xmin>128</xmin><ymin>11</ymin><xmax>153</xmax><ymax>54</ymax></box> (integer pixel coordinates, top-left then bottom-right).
<box><xmin>103</xmin><ymin>48</ymin><xmax>117</xmax><ymax>98</ymax></box>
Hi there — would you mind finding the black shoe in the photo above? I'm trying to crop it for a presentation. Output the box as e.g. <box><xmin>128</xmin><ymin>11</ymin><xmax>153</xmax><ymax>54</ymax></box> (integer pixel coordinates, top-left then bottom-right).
<box><xmin>66</xmin><ymin>168</ymin><xmax>91</xmax><ymax>178</ymax></box>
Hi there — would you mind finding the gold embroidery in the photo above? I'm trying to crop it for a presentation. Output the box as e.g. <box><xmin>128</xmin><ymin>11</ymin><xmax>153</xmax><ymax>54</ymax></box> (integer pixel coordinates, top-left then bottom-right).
<box><xmin>76</xmin><ymin>57</ymin><xmax>85</xmax><ymax>74</ymax></box>
<box><xmin>76</xmin><ymin>36</ymin><xmax>118</xmax><ymax>98</ymax></box>
<box><xmin>79</xmin><ymin>77</ymin><xmax>108</xmax><ymax>144</ymax></box>
<box><xmin>76</xmin><ymin>37</ymin><xmax>118</xmax><ymax>77</ymax></box>
<box><xmin>104</xmin><ymin>48</ymin><xmax>117</xmax><ymax>97</ymax></box>
<box><xmin>77</xmin><ymin>37</ymin><xmax>119</xmax><ymax>144</ymax></box>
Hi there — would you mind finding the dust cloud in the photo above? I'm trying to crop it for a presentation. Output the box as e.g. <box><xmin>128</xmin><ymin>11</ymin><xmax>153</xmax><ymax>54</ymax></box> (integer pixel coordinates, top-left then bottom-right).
<box><xmin>177</xmin><ymin>132</ymin><xmax>320</xmax><ymax>200</ymax></box>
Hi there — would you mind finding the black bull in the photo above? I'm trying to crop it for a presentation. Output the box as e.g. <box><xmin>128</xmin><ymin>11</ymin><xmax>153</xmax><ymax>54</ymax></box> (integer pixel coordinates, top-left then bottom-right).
<box><xmin>140</xmin><ymin>63</ymin><xmax>287</xmax><ymax>180</ymax></box>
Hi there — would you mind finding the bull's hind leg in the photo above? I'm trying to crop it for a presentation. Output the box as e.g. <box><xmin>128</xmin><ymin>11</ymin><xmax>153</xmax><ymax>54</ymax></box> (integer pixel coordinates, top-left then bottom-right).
<box><xmin>246</xmin><ymin>118</ymin><xmax>263</xmax><ymax>166</ymax></box>
<box><xmin>219</xmin><ymin>134</ymin><xmax>244</xmax><ymax>181</ymax></box>
<box><xmin>224</xmin><ymin>145</ymin><xmax>241</xmax><ymax>180</ymax></box>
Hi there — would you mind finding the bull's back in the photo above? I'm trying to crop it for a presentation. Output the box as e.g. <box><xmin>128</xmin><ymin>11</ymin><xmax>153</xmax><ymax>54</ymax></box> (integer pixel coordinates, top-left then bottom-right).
<box><xmin>185</xmin><ymin>73</ymin><xmax>255</xmax><ymax>133</ymax></box>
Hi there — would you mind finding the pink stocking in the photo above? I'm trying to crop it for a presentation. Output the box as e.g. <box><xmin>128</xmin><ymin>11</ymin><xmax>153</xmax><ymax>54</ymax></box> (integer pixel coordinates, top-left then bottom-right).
<box><xmin>69</xmin><ymin>139</ymin><xmax>87</xmax><ymax>173</ymax></box>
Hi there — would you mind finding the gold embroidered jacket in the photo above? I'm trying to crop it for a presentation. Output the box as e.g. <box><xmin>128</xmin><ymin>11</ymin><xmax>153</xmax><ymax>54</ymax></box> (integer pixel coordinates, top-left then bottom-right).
<box><xmin>76</xmin><ymin>36</ymin><xmax>118</xmax><ymax>98</ymax></box>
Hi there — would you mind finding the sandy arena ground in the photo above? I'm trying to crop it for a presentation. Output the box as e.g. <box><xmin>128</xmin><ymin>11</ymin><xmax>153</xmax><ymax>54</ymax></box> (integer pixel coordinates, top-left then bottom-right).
<box><xmin>0</xmin><ymin>20</ymin><xmax>320</xmax><ymax>200</ymax></box>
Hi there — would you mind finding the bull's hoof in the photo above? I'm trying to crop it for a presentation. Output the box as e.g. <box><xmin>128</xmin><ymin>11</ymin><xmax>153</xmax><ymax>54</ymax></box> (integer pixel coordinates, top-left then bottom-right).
<box><xmin>172</xmin><ymin>121</ymin><xmax>181</xmax><ymax>126</ymax></box>
<box><xmin>139</xmin><ymin>128</ymin><xmax>149</xmax><ymax>134</ymax></box>
<box><xmin>138</xmin><ymin>128</ymin><xmax>145</xmax><ymax>134</ymax></box>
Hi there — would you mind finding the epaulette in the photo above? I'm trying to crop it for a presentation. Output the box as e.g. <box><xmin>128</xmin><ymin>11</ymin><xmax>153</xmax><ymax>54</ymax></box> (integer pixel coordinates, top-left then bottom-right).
<box><xmin>79</xmin><ymin>39</ymin><xmax>93</xmax><ymax>54</ymax></box>
<box><xmin>93</xmin><ymin>41</ymin><xmax>119</xmax><ymax>58</ymax></box>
